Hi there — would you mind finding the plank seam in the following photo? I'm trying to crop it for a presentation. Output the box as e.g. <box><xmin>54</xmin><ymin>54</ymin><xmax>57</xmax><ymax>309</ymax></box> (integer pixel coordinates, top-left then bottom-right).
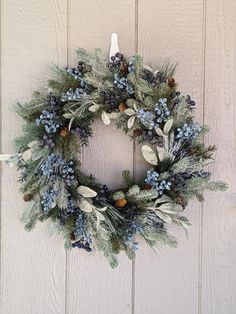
<box><xmin>65</xmin><ymin>1</ymin><xmax>69</xmax><ymax>314</ymax></box>
<box><xmin>0</xmin><ymin>0</ymin><xmax>2</xmax><ymax>312</ymax></box>
<box><xmin>198</xmin><ymin>0</ymin><xmax>207</xmax><ymax>313</ymax></box>
<box><xmin>132</xmin><ymin>2</ymin><xmax>139</xmax><ymax>314</ymax></box>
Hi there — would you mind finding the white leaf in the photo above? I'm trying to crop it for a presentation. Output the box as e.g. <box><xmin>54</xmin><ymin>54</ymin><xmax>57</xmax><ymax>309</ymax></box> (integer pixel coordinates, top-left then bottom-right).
<box><xmin>133</xmin><ymin>103</ymin><xmax>138</xmax><ymax>111</ymax></box>
<box><xmin>89</xmin><ymin>104</ymin><xmax>100</xmax><ymax>112</ymax></box>
<box><xmin>156</xmin><ymin>146</ymin><xmax>167</xmax><ymax>161</ymax></box>
<box><xmin>154</xmin><ymin>195</ymin><xmax>173</xmax><ymax>204</ymax></box>
<box><xmin>31</xmin><ymin>149</ymin><xmax>44</xmax><ymax>161</ymax></box>
<box><xmin>155</xmin><ymin>127</ymin><xmax>164</xmax><ymax>137</ymax></box>
<box><xmin>68</xmin><ymin>117</ymin><xmax>75</xmax><ymax>130</ymax></box>
<box><xmin>27</xmin><ymin>140</ymin><xmax>39</xmax><ymax>148</ymax></box>
<box><xmin>78</xmin><ymin>198</ymin><xmax>94</xmax><ymax>213</ymax></box>
<box><xmin>97</xmin><ymin>207</ymin><xmax>107</xmax><ymax>212</ymax></box>
<box><xmin>124</xmin><ymin>108</ymin><xmax>136</xmax><ymax>116</ymax></box>
<box><xmin>63</xmin><ymin>113</ymin><xmax>73</xmax><ymax>119</ymax></box>
<box><xmin>101</xmin><ymin>111</ymin><xmax>111</xmax><ymax>125</ymax></box>
<box><xmin>95</xmin><ymin>211</ymin><xmax>104</xmax><ymax>230</ymax></box>
<box><xmin>143</xmin><ymin>64</ymin><xmax>154</xmax><ymax>73</ymax></box>
<box><xmin>0</xmin><ymin>154</ymin><xmax>11</xmax><ymax>161</ymax></box>
<box><xmin>22</xmin><ymin>148</ymin><xmax>33</xmax><ymax>161</ymax></box>
<box><xmin>164</xmin><ymin>118</ymin><xmax>173</xmax><ymax>134</ymax></box>
<box><xmin>155</xmin><ymin>211</ymin><xmax>172</xmax><ymax>224</ymax></box>
<box><xmin>158</xmin><ymin>203</ymin><xmax>183</xmax><ymax>214</ymax></box>
<box><xmin>127</xmin><ymin>115</ymin><xmax>136</xmax><ymax>129</ymax></box>
<box><xmin>141</xmin><ymin>145</ymin><xmax>158</xmax><ymax>165</ymax></box>
<box><xmin>108</xmin><ymin>112</ymin><xmax>120</xmax><ymax>119</ymax></box>
<box><xmin>77</xmin><ymin>185</ymin><xmax>97</xmax><ymax>198</ymax></box>
<box><xmin>176</xmin><ymin>219</ymin><xmax>191</xmax><ymax>230</ymax></box>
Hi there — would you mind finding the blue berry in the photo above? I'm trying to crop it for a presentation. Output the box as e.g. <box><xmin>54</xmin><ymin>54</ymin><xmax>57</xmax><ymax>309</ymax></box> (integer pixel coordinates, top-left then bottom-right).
<box><xmin>41</xmin><ymin>188</ymin><xmax>58</xmax><ymax>211</ymax></box>
<box><xmin>61</xmin><ymin>87</ymin><xmax>87</xmax><ymax>102</ymax></box>
<box><xmin>175</xmin><ymin>123</ymin><xmax>202</xmax><ymax>141</ymax></box>
<box><xmin>137</xmin><ymin>109</ymin><xmax>156</xmax><ymax>130</ymax></box>
<box><xmin>36</xmin><ymin>110</ymin><xmax>60</xmax><ymax>134</ymax></box>
<box><xmin>41</xmin><ymin>135</ymin><xmax>55</xmax><ymax>149</ymax></box>
<box><xmin>154</xmin><ymin>98</ymin><xmax>170</xmax><ymax>125</ymax></box>
<box><xmin>114</xmin><ymin>73</ymin><xmax>134</xmax><ymax>94</ymax></box>
<box><xmin>39</xmin><ymin>154</ymin><xmax>75</xmax><ymax>186</ymax></box>
<box><xmin>128</xmin><ymin>58</ymin><xmax>135</xmax><ymax>72</ymax></box>
<box><xmin>145</xmin><ymin>170</ymin><xmax>171</xmax><ymax>194</ymax></box>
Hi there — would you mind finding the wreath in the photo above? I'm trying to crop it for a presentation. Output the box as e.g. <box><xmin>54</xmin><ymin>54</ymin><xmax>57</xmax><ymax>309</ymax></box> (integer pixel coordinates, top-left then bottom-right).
<box><xmin>2</xmin><ymin>45</ymin><xmax>227</xmax><ymax>267</ymax></box>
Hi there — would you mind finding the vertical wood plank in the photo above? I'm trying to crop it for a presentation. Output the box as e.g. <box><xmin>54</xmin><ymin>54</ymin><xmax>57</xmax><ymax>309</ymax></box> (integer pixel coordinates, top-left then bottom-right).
<box><xmin>202</xmin><ymin>0</ymin><xmax>236</xmax><ymax>313</ymax></box>
<box><xmin>66</xmin><ymin>1</ymin><xmax>135</xmax><ymax>313</ymax></box>
<box><xmin>134</xmin><ymin>1</ymin><xmax>204</xmax><ymax>313</ymax></box>
<box><xmin>1</xmin><ymin>1</ymin><xmax>67</xmax><ymax>313</ymax></box>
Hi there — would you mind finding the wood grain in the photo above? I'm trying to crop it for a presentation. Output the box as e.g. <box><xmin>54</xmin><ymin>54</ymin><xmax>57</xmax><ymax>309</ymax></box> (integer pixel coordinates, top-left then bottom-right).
<box><xmin>202</xmin><ymin>0</ymin><xmax>236</xmax><ymax>313</ymax></box>
<box><xmin>1</xmin><ymin>1</ymin><xmax>67</xmax><ymax>313</ymax></box>
<box><xmin>66</xmin><ymin>1</ymin><xmax>135</xmax><ymax>313</ymax></box>
<box><xmin>134</xmin><ymin>1</ymin><xmax>204</xmax><ymax>313</ymax></box>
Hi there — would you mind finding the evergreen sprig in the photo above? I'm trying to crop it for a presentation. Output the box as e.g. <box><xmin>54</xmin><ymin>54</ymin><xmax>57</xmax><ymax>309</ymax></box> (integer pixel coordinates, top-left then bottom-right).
<box><xmin>5</xmin><ymin>47</ymin><xmax>227</xmax><ymax>268</ymax></box>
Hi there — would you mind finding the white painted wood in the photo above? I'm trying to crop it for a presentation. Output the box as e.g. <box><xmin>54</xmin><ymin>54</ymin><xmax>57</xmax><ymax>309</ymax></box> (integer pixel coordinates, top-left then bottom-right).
<box><xmin>1</xmin><ymin>1</ymin><xmax>67</xmax><ymax>314</ymax></box>
<box><xmin>202</xmin><ymin>0</ymin><xmax>236</xmax><ymax>313</ymax></box>
<box><xmin>134</xmin><ymin>1</ymin><xmax>204</xmax><ymax>313</ymax></box>
<box><xmin>1</xmin><ymin>1</ymin><xmax>236</xmax><ymax>314</ymax></box>
<box><xmin>66</xmin><ymin>1</ymin><xmax>135</xmax><ymax>313</ymax></box>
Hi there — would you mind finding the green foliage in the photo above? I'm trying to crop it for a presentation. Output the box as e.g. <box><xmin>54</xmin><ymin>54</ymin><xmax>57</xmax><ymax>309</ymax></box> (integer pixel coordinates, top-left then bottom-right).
<box><xmin>48</xmin><ymin>64</ymin><xmax>80</xmax><ymax>93</ymax></box>
<box><xmin>9</xmin><ymin>47</ymin><xmax>227</xmax><ymax>268</ymax></box>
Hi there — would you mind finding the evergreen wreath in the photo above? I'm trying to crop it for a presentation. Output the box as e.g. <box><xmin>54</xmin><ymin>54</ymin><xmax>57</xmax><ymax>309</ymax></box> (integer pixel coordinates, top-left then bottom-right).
<box><xmin>2</xmin><ymin>47</ymin><xmax>227</xmax><ymax>267</ymax></box>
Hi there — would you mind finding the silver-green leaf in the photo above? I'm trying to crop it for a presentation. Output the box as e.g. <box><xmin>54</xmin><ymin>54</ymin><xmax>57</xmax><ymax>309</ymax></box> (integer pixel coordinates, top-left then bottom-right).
<box><xmin>77</xmin><ymin>185</ymin><xmax>97</xmax><ymax>198</ymax></box>
<box><xmin>164</xmin><ymin>118</ymin><xmax>173</xmax><ymax>134</ymax></box>
<box><xmin>141</xmin><ymin>145</ymin><xmax>158</xmax><ymax>165</ymax></box>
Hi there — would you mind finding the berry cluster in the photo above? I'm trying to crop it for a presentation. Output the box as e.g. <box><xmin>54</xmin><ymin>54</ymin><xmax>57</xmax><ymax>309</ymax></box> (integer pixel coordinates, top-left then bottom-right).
<box><xmin>114</xmin><ymin>73</ymin><xmax>134</xmax><ymax>94</ymax></box>
<box><xmin>36</xmin><ymin>110</ymin><xmax>60</xmax><ymax>134</ymax></box>
<box><xmin>155</xmin><ymin>98</ymin><xmax>171</xmax><ymax>125</ymax></box>
<box><xmin>100</xmin><ymin>90</ymin><xmax>122</xmax><ymax>108</ymax></box>
<box><xmin>62</xmin><ymin>161</ymin><xmax>75</xmax><ymax>186</ymax></box>
<box><xmin>72</xmin><ymin>240</ymin><xmax>92</xmax><ymax>252</ymax></box>
<box><xmin>137</xmin><ymin>109</ymin><xmax>156</xmax><ymax>130</ymax></box>
<box><xmin>124</xmin><ymin>221</ymin><xmax>143</xmax><ymax>252</ymax></box>
<box><xmin>40</xmin><ymin>154</ymin><xmax>75</xmax><ymax>186</ymax></box>
<box><xmin>61</xmin><ymin>87</ymin><xmax>87</xmax><ymax>102</ymax></box>
<box><xmin>109</xmin><ymin>52</ymin><xmax>126</xmax><ymax>70</ymax></box>
<box><xmin>72</xmin><ymin>212</ymin><xmax>92</xmax><ymax>252</ymax></box>
<box><xmin>47</xmin><ymin>96</ymin><xmax>62</xmax><ymax>109</ymax></box>
<box><xmin>145</xmin><ymin>170</ymin><xmax>172</xmax><ymax>195</ymax></box>
<box><xmin>128</xmin><ymin>58</ymin><xmax>135</xmax><ymax>73</ymax></box>
<box><xmin>71</xmin><ymin>126</ymin><xmax>92</xmax><ymax>143</ymax></box>
<box><xmin>96</xmin><ymin>185</ymin><xmax>109</xmax><ymax>202</ymax></box>
<box><xmin>186</xmin><ymin>95</ymin><xmax>196</xmax><ymax>106</ymax></box>
<box><xmin>41</xmin><ymin>188</ymin><xmax>58</xmax><ymax>211</ymax></box>
<box><xmin>175</xmin><ymin>123</ymin><xmax>202</xmax><ymax>141</ymax></box>
<box><xmin>41</xmin><ymin>135</ymin><xmax>55</xmax><ymax>149</ymax></box>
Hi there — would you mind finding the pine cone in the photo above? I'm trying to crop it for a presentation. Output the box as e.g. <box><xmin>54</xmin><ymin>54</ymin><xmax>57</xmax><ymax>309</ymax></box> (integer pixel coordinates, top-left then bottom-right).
<box><xmin>60</xmin><ymin>127</ymin><xmax>69</xmax><ymax>137</ymax></box>
<box><xmin>70</xmin><ymin>233</ymin><xmax>76</xmax><ymax>241</ymax></box>
<box><xmin>23</xmin><ymin>194</ymin><xmax>33</xmax><ymax>202</ymax></box>
<box><xmin>143</xmin><ymin>184</ymin><xmax>152</xmax><ymax>190</ymax></box>
<box><xmin>118</xmin><ymin>102</ymin><xmax>127</xmax><ymax>112</ymax></box>
<box><xmin>120</xmin><ymin>63</ymin><xmax>128</xmax><ymax>75</ymax></box>
<box><xmin>167</xmin><ymin>77</ymin><xmax>176</xmax><ymax>88</ymax></box>
<box><xmin>116</xmin><ymin>198</ymin><xmax>127</xmax><ymax>208</ymax></box>
<box><xmin>133</xmin><ymin>129</ymin><xmax>142</xmax><ymax>137</ymax></box>
<box><xmin>176</xmin><ymin>195</ymin><xmax>186</xmax><ymax>207</ymax></box>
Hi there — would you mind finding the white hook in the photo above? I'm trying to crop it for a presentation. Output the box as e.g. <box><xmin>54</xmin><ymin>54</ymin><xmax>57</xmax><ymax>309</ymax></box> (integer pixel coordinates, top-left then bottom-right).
<box><xmin>109</xmin><ymin>33</ymin><xmax>119</xmax><ymax>61</ymax></box>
